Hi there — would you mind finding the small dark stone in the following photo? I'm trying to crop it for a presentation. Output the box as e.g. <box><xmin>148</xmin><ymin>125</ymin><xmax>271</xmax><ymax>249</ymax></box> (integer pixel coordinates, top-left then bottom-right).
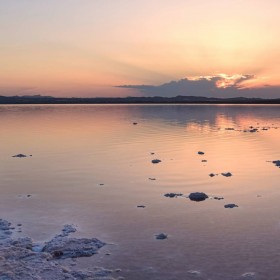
<box><xmin>209</xmin><ymin>173</ymin><xmax>215</xmax><ymax>177</ymax></box>
<box><xmin>214</xmin><ymin>197</ymin><xmax>224</xmax><ymax>200</ymax></box>
<box><xmin>164</xmin><ymin>193</ymin><xmax>183</xmax><ymax>198</ymax></box>
<box><xmin>12</xmin><ymin>154</ymin><xmax>27</xmax><ymax>158</ymax></box>
<box><xmin>133</xmin><ymin>122</ymin><xmax>138</xmax><ymax>125</ymax></box>
<box><xmin>201</xmin><ymin>160</ymin><xmax>207</xmax><ymax>162</ymax></box>
<box><xmin>272</xmin><ymin>160</ymin><xmax>280</xmax><ymax>167</ymax></box>
<box><xmin>224</xmin><ymin>203</ymin><xmax>238</xmax><ymax>208</ymax></box>
<box><xmin>221</xmin><ymin>172</ymin><xmax>232</xmax><ymax>177</ymax></box>
<box><xmin>149</xmin><ymin>178</ymin><xmax>156</xmax><ymax>180</ymax></box>
<box><xmin>151</xmin><ymin>159</ymin><xmax>161</xmax><ymax>164</ymax></box>
<box><xmin>155</xmin><ymin>233</ymin><xmax>168</xmax><ymax>240</ymax></box>
<box><xmin>137</xmin><ymin>205</ymin><xmax>146</xmax><ymax>208</ymax></box>
<box><xmin>197</xmin><ymin>151</ymin><xmax>204</xmax><ymax>155</ymax></box>
<box><xmin>189</xmin><ymin>192</ymin><xmax>208</xmax><ymax>201</ymax></box>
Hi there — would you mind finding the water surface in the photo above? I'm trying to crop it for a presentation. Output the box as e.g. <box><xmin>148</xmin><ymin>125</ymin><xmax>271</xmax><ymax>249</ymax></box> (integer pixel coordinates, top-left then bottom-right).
<box><xmin>1</xmin><ymin>104</ymin><xmax>280</xmax><ymax>280</ymax></box>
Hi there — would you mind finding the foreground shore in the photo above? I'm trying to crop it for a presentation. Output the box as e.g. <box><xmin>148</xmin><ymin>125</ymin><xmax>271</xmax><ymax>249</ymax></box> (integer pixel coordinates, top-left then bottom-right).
<box><xmin>0</xmin><ymin>219</ymin><xmax>119</xmax><ymax>280</ymax></box>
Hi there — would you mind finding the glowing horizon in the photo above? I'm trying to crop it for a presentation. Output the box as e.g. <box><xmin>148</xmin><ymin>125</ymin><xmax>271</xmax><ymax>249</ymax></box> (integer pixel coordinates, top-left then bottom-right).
<box><xmin>0</xmin><ymin>0</ymin><xmax>280</xmax><ymax>97</ymax></box>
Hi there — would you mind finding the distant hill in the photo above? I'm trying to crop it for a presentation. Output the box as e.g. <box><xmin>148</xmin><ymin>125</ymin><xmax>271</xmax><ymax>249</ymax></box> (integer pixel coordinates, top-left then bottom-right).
<box><xmin>0</xmin><ymin>95</ymin><xmax>280</xmax><ymax>104</ymax></box>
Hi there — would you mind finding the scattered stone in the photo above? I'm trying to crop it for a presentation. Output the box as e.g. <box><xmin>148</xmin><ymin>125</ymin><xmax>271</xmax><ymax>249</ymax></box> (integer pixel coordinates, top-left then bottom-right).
<box><xmin>241</xmin><ymin>272</ymin><xmax>256</xmax><ymax>278</ymax></box>
<box><xmin>155</xmin><ymin>233</ymin><xmax>168</xmax><ymax>240</ymax></box>
<box><xmin>209</xmin><ymin>173</ymin><xmax>216</xmax><ymax>177</ymax></box>
<box><xmin>197</xmin><ymin>151</ymin><xmax>204</xmax><ymax>155</ymax></box>
<box><xmin>148</xmin><ymin>178</ymin><xmax>156</xmax><ymax>180</ymax></box>
<box><xmin>27</xmin><ymin>194</ymin><xmax>32</xmax><ymax>197</ymax></box>
<box><xmin>272</xmin><ymin>160</ymin><xmax>280</xmax><ymax>167</ymax></box>
<box><xmin>17</xmin><ymin>224</ymin><xmax>22</xmax><ymax>227</ymax></box>
<box><xmin>137</xmin><ymin>205</ymin><xmax>146</xmax><ymax>208</ymax></box>
<box><xmin>221</xmin><ymin>172</ymin><xmax>232</xmax><ymax>177</ymax></box>
<box><xmin>151</xmin><ymin>159</ymin><xmax>161</xmax><ymax>164</ymax></box>
<box><xmin>12</xmin><ymin>154</ymin><xmax>27</xmax><ymax>158</ymax></box>
<box><xmin>201</xmin><ymin>160</ymin><xmax>207</xmax><ymax>162</ymax></box>
<box><xmin>224</xmin><ymin>204</ymin><xmax>238</xmax><ymax>208</ymax></box>
<box><xmin>225</xmin><ymin>128</ymin><xmax>235</xmax><ymax>130</ymax></box>
<box><xmin>187</xmin><ymin>270</ymin><xmax>201</xmax><ymax>275</ymax></box>
<box><xmin>150</xmin><ymin>152</ymin><xmax>155</xmax><ymax>155</ymax></box>
<box><xmin>133</xmin><ymin>122</ymin><xmax>138</xmax><ymax>125</ymax></box>
<box><xmin>99</xmin><ymin>183</ymin><xmax>104</xmax><ymax>186</ymax></box>
<box><xmin>189</xmin><ymin>192</ymin><xmax>208</xmax><ymax>202</ymax></box>
<box><xmin>214</xmin><ymin>197</ymin><xmax>224</xmax><ymax>200</ymax></box>
<box><xmin>115</xmin><ymin>269</ymin><xmax>122</xmax><ymax>273</ymax></box>
<box><xmin>164</xmin><ymin>193</ymin><xmax>183</xmax><ymax>198</ymax></box>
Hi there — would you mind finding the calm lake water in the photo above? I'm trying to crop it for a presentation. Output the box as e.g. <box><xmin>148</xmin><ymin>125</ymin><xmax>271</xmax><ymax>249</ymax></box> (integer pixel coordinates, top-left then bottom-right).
<box><xmin>1</xmin><ymin>104</ymin><xmax>280</xmax><ymax>280</ymax></box>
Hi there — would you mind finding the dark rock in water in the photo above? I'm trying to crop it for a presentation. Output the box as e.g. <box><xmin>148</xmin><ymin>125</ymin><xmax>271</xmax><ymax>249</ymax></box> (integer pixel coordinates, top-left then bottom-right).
<box><xmin>224</xmin><ymin>203</ymin><xmax>238</xmax><ymax>208</ymax></box>
<box><xmin>12</xmin><ymin>154</ymin><xmax>27</xmax><ymax>158</ymax></box>
<box><xmin>189</xmin><ymin>192</ymin><xmax>208</xmax><ymax>201</ymax></box>
<box><xmin>197</xmin><ymin>151</ymin><xmax>204</xmax><ymax>155</ymax></box>
<box><xmin>272</xmin><ymin>160</ymin><xmax>280</xmax><ymax>167</ymax></box>
<box><xmin>151</xmin><ymin>159</ymin><xmax>161</xmax><ymax>164</ymax></box>
<box><xmin>209</xmin><ymin>173</ymin><xmax>216</xmax><ymax>177</ymax></box>
<box><xmin>155</xmin><ymin>233</ymin><xmax>168</xmax><ymax>240</ymax></box>
<box><xmin>214</xmin><ymin>196</ymin><xmax>224</xmax><ymax>200</ymax></box>
<box><xmin>164</xmin><ymin>193</ymin><xmax>183</xmax><ymax>198</ymax></box>
<box><xmin>221</xmin><ymin>172</ymin><xmax>232</xmax><ymax>177</ymax></box>
<box><xmin>137</xmin><ymin>205</ymin><xmax>146</xmax><ymax>208</ymax></box>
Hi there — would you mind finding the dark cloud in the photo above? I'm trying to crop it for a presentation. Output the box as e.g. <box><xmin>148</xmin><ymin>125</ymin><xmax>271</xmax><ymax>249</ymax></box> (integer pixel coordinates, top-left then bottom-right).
<box><xmin>116</xmin><ymin>75</ymin><xmax>280</xmax><ymax>98</ymax></box>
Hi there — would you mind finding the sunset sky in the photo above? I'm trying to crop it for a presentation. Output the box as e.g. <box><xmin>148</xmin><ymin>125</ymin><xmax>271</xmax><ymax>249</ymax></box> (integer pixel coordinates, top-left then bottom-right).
<box><xmin>1</xmin><ymin>0</ymin><xmax>280</xmax><ymax>98</ymax></box>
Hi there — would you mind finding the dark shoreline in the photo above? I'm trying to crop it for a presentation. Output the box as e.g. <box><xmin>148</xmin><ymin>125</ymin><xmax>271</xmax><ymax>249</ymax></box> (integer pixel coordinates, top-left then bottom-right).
<box><xmin>1</xmin><ymin>95</ymin><xmax>280</xmax><ymax>105</ymax></box>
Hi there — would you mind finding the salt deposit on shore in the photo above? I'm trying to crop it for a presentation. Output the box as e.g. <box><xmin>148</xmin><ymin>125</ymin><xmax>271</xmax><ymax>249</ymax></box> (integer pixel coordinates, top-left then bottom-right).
<box><xmin>0</xmin><ymin>219</ymin><xmax>118</xmax><ymax>280</ymax></box>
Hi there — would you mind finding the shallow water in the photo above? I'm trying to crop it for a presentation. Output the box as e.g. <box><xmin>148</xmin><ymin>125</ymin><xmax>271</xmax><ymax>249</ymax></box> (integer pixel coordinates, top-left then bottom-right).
<box><xmin>1</xmin><ymin>104</ymin><xmax>280</xmax><ymax>280</ymax></box>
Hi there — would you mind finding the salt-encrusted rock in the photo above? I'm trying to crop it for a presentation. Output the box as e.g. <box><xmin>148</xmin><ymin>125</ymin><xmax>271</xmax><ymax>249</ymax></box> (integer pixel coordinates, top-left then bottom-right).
<box><xmin>43</xmin><ymin>237</ymin><xmax>105</xmax><ymax>259</ymax></box>
<box><xmin>224</xmin><ymin>204</ymin><xmax>238</xmax><ymax>208</ymax></box>
<box><xmin>189</xmin><ymin>192</ymin><xmax>208</xmax><ymax>201</ymax></box>
<box><xmin>155</xmin><ymin>233</ymin><xmax>168</xmax><ymax>240</ymax></box>
<box><xmin>0</xmin><ymin>220</ymin><xmax>115</xmax><ymax>280</ymax></box>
